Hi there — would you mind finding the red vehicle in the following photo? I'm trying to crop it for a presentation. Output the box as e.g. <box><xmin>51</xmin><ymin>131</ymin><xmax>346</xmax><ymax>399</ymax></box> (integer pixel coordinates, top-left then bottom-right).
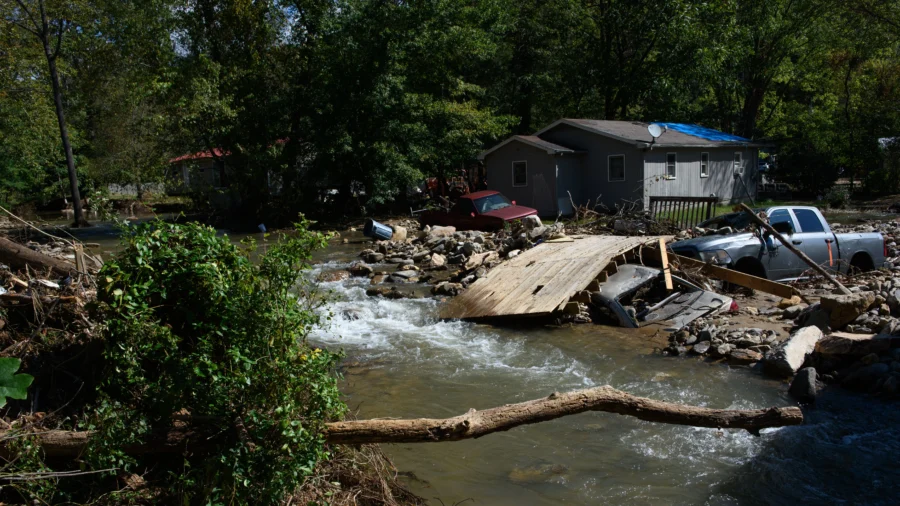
<box><xmin>419</xmin><ymin>191</ymin><xmax>538</xmax><ymax>231</ymax></box>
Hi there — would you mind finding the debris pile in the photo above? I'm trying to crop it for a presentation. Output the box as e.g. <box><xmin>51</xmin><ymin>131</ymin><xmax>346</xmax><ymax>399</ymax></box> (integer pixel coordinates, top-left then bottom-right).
<box><xmin>350</xmin><ymin>217</ymin><xmax>568</xmax><ymax>299</ymax></box>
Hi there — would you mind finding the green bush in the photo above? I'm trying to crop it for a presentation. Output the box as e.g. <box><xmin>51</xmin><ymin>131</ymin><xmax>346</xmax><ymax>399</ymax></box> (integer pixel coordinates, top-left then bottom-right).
<box><xmin>88</xmin><ymin>219</ymin><xmax>345</xmax><ymax>504</ymax></box>
<box><xmin>824</xmin><ymin>186</ymin><xmax>849</xmax><ymax>209</ymax></box>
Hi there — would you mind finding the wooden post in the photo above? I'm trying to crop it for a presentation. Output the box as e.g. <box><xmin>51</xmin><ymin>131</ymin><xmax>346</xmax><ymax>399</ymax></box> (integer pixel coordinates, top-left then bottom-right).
<box><xmin>659</xmin><ymin>238</ymin><xmax>673</xmax><ymax>290</ymax></box>
<box><xmin>738</xmin><ymin>204</ymin><xmax>851</xmax><ymax>295</ymax></box>
<box><xmin>74</xmin><ymin>243</ymin><xmax>86</xmax><ymax>273</ymax></box>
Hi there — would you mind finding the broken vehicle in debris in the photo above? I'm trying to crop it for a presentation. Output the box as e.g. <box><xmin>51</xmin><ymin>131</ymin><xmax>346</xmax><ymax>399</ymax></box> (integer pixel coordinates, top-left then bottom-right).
<box><xmin>419</xmin><ymin>190</ymin><xmax>538</xmax><ymax>231</ymax></box>
<box><xmin>672</xmin><ymin>205</ymin><xmax>886</xmax><ymax>280</ymax></box>
<box><xmin>590</xmin><ymin>264</ymin><xmax>733</xmax><ymax>329</ymax></box>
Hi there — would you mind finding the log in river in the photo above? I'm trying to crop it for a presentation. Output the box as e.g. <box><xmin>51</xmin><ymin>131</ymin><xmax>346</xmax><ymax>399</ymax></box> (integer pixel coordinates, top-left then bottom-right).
<box><xmin>2</xmin><ymin>385</ymin><xmax>802</xmax><ymax>457</ymax></box>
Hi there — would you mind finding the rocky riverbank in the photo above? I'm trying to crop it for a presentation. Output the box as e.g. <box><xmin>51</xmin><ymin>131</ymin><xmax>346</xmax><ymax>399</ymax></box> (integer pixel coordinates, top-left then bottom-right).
<box><xmin>330</xmin><ymin>216</ymin><xmax>567</xmax><ymax>299</ymax></box>
<box><xmin>664</xmin><ymin>219</ymin><xmax>900</xmax><ymax>403</ymax></box>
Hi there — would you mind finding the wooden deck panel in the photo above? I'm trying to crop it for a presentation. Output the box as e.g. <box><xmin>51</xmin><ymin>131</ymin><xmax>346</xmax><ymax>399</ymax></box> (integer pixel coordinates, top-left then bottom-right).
<box><xmin>441</xmin><ymin>235</ymin><xmax>668</xmax><ymax>320</ymax></box>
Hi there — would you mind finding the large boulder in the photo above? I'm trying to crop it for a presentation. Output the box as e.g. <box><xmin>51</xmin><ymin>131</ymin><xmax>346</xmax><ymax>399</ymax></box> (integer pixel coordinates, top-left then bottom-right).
<box><xmin>391</xmin><ymin>225</ymin><xmax>408</xmax><ymax>242</ymax></box>
<box><xmin>820</xmin><ymin>292</ymin><xmax>876</xmax><ymax>329</ymax></box>
<box><xmin>795</xmin><ymin>303</ymin><xmax>831</xmax><ymax>333</ymax></box>
<box><xmin>789</xmin><ymin>367</ymin><xmax>819</xmax><ymax>402</ymax></box>
<box><xmin>815</xmin><ymin>332</ymin><xmax>900</xmax><ymax>356</ymax></box>
<box><xmin>763</xmin><ymin>326</ymin><xmax>824</xmax><ymax>377</ymax></box>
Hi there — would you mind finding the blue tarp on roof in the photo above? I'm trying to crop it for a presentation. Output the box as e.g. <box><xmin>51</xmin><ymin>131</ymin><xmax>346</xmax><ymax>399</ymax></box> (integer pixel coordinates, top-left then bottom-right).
<box><xmin>658</xmin><ymin>123</ymin><xmax>750</xmax><ymax>143</ymax></box>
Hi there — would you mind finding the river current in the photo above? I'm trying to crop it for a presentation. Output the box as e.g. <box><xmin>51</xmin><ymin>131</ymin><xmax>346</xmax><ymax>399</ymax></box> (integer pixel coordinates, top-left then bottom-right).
<box><xmin>308</xmin><ymin>239</ymin><xmax>900</xmax><ymax>506</ymax></box>
<box><xmin>70</xmin><ymin>224</ymin><xmax>900</xmax><ymax>505</ymax></box>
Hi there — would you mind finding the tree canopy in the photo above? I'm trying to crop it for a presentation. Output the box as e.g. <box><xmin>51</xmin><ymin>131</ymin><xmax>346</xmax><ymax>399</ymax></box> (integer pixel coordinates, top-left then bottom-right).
<box><xmin>1</xmin><ymin>0</ymin><xmax>899</xmax><ymax>214</ymax></box>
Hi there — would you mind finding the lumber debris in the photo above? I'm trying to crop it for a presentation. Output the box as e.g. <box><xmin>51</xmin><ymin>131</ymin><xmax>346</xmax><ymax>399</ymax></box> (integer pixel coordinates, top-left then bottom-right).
<box><xmin>658</xmin><ymin>237</ymin><xmax>673</xmax><ymax>290</ymax></box>
<box><xmin>738</xmin><ymin>203</ymin><xmax>851</xmax><ymax>295</ymax></box>
<box><xmin>669</xmin><ymin>252</ymin><xmax>799</xmax><ymax>299</ymax></box>
<box><xmin>0</xmin><ymin>385</ymin><xmax>802</xmax><ymax>457</ymax></box>
<box><xmin>0</xmin><ymin>236</ymin><xmax>76</xmax><ymax>276</ymax></box>
<box><xmin>441</xmin><ymin>235</ymin><xmax>670</xmax><ymax>320</ymax></box>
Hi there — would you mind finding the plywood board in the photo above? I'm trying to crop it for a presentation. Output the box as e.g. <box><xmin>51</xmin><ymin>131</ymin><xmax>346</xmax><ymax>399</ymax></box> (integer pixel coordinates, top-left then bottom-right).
<box><xmin>441</xmin><ymin>235</ymin><xmax>670</xmax><ymax>320</ymax></box>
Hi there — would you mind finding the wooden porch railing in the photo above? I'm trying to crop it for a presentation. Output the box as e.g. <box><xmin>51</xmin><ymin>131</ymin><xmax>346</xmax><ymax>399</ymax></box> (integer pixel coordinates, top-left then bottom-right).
<box><xmin>648</xmin><ymin>196</ymin><xmax>719</xmax><ymax>230</ymax></box>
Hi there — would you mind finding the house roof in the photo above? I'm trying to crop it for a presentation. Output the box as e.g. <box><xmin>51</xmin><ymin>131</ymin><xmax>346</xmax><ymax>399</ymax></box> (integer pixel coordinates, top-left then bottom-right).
<box><xmin>477</xmin><ymin>135</ymin><xmax>576</xmax><ymax>160</ymax></box>
<box><xmin>169</xmin><ymin>148</ymin><xmax>228</xmax><ymax>163</ymax></box>
<box><xmin>534</xmin><ymin>119</ymin><xmax>770</xmax><ymax>148</ymax></box>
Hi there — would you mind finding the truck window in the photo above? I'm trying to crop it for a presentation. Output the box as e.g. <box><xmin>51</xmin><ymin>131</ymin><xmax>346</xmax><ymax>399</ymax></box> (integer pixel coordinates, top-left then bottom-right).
<box><xmin>768</xmin><ymin>209</ymin><xmax>795</xmax><ymax>231</ymax></box>
<box><xmin>793</xmin><ymin>209</ymin><xmax>825</xmax><ymax>233</ymax></box>
<box><xmin>451</xmin><ymin>199</ymin><xmax>477</xmax><ymax>215</ymax></box>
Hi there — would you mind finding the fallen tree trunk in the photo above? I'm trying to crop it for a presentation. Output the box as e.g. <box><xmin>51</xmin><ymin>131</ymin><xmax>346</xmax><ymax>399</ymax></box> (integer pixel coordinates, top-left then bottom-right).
<box><xmin>325</xmin><ymin>385</ymin><xmax>802</xmax><ymax>444</ymax></box>
<box><xmin>0</xmin><ymin>236</ymin><xmax>76</xmax><ymax>276</ymax></box>
<box><xmin>2</xmin><ymin>386</ymin><xmax>802</xmax><ymax>457</ymax></box>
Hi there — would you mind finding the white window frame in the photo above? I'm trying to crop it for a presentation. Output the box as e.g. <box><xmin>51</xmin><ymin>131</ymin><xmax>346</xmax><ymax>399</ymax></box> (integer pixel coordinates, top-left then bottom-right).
<box><xmin>608</xmin><ymin>154</ymin><xmax>626</xmax><ymax>182</ymax></box>
<box><xmin>666</xmin><ymin>153</ymin><xmax>677</xmax><ymax>179</ymax></box>
<box><xmin>512</xmin><ymin>160</ymin><xmax>527</xmax><ymax>187</ymax></box>
<box><xmin>734</xmin><ymin>152</ymin><xmax>743</xmax><ymax>174</ymax></box>
<box><xmin>700</xmin><ymin>152</ymin><xmax>709</xmax><ymax>178</ymax></box>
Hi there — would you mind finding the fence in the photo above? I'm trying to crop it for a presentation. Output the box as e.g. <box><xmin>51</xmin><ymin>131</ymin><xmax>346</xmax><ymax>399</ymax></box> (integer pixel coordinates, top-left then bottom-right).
<box><xmin>648</xmin><ymin>196</ymin><xmax>719</xmax><ymax>229</ymax></box>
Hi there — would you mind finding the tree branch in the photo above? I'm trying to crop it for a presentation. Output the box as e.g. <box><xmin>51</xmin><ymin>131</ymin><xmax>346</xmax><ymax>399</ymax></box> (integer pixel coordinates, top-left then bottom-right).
<box><xmin>12</xmin><ymin>0</ymin><xmax>42</xmax><ymax>34</ymax></box>
<box><xmin>0</xmin><ymin>386</ymin><xmax>803</xmax><ymax>458</ymax></box>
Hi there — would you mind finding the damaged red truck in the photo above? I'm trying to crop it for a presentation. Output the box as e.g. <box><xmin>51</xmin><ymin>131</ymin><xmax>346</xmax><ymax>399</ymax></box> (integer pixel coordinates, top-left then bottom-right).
<box><xmin>419</xmin><ymin>191</ymin><xmax>538</xmax><ymax>231</ymax></box>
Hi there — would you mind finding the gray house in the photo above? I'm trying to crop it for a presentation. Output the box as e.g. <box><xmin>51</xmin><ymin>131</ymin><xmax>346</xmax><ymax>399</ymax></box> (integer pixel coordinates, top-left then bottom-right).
<box><xmin>479</xmin><ymin>119</ymin><xmax>769</xmax><ymax>216</ymax></box>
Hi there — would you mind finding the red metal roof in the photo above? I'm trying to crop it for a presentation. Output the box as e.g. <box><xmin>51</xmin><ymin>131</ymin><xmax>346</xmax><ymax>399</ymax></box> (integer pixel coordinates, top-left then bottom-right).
<box><xmin>168</xmin><ymin>148</ymin><xmax>228</xmax><ymax>163</ymax></box>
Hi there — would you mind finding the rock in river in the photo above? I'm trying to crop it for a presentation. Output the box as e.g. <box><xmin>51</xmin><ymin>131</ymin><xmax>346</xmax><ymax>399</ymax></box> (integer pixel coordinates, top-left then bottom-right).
<box><xmin>789</xmin><ymin>367</ymin><xmax>818</xmax><ymax>402</ymax></box>
<box><xmin>728</xmin><ymin>348</ymin><xmax>762</xmax><ymax>365</ymax></box>
<box><xmin>820</xmin><ymin>292</ymin><xmax>876</xmax><ymax>329</ymax></box>
<box><xmin>763</xmin><ymin>326</ymin><xmax>823</xmax><ymax>378</ymax></box>
<box><xmin>317</xmin><ymin>270</ymin><xmax>351</xmax><ymax>282</ymax></box>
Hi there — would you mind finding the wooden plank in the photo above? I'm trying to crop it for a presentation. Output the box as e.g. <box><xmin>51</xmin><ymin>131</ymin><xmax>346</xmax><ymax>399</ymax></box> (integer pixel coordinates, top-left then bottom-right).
<box><xmin>669</xmin><ymin>253</ymin><xmax>797</xmax><ymax>299</ymax></box>
<box><xmin>441</xmin><ymin>235</ymin><xmax>670</xmax><ymax>320</ymax></box>
<box><xmin>659</xmin><ymin>238</ymin><xmax>673</xmax><ymax>290</ymax></box>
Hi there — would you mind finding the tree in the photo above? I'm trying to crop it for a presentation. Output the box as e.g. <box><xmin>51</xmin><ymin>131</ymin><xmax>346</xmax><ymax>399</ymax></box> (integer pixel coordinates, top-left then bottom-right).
<box><xmin>2</xmin><ymin>0</ymin><xmax>87</xmax><ymax>225</ymax></box>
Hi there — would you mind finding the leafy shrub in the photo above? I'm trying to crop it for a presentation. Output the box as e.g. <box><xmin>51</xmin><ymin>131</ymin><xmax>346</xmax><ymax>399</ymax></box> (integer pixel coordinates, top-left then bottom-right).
<box><xmin>88</xmin><ymin>219</ymin><xmax>345</xmax><ymax>504</ymax></box>
<box><xmin>824</xmin><ymin>186</ymin><xmax>849</xmax><ymax>209</ymax></box>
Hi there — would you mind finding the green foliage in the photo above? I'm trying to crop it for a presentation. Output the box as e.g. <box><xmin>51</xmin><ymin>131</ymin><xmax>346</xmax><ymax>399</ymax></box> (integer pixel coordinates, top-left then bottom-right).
<box><xmin>88</xmin><ymin>219</ymin><xmax>345</xmax><ymax>504</ymax></box>
<box><xmin>3</xmin><ymin>0</ymin><xmax>900</xmax><ymax>210</ymax></box>
<box><xmin>0</xmin><ymin>358</ymin><xmax>34</xmax><ymax>408</ymax></box>
<box><xmin>824</xmin><ymin>186</ymin><xmax>850</xmax><ymax>209</ymax></box>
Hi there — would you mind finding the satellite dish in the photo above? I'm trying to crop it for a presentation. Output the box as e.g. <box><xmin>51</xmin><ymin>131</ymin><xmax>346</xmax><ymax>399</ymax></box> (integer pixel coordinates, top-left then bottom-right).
<box><xmin>648</xmin><ymin>124</ymin><xmax>663</xmax><ymax>139</ymax></box>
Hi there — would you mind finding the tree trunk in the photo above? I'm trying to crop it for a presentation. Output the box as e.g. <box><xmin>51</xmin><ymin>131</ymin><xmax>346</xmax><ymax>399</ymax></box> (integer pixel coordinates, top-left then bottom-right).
<box><xmin>325</xmin><ymin>385</ymin><xmax>802</xmax><ymax>444</ymax></box>
<box><xmin>0</xmin><ymin>236</ymin><xmax>76</xmax><ymax>276</ymax></box>
<box><xmin>41</xmin><ymin>21</ymin><xmax>86</xmax><ymax>227</ymax></box>
<box><xmin>1</xmin><ymin>386</ymin><xmax>802</xmax><ymax>458</ymax></box>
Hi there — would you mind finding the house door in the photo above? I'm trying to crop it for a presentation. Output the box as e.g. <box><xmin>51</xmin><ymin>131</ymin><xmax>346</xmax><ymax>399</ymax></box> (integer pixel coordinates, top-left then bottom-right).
<box><xmin>556</xmin><ymin>163</ymin><xmax>580</xmax><ymax>216</ymax></box>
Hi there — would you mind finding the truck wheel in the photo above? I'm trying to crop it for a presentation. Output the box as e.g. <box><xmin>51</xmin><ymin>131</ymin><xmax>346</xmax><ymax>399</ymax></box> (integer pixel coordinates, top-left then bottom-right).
<box><xmin>849</xmin><ymin>253</ymin><xmax>874</xmax><ymax>274</ymax></box>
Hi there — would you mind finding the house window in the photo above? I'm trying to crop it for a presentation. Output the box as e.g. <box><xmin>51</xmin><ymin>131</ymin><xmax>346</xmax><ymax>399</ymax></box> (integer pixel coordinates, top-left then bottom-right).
<box><xmin>608</xmin><ymin>155</ymin><xmax>625</xmax><ymax>182</ymax></box>
<box><xmin>512</xmin><ymin>161</ymin><xmax>527</xmax><ymax>187</ymax></box>
<box><xmin>734</xmin><ymin>152</ymin><xmax>743</xmax><ymax>174</ymax></box>
<box><xmin>666</xmin><ymin>153</ymin><xmax>677</xmax><ymax>179</ymax></box>
<box><xmin>700</xmin><ymin>152</ymin><xmax>709</xmax><ymax>178</ymax></box>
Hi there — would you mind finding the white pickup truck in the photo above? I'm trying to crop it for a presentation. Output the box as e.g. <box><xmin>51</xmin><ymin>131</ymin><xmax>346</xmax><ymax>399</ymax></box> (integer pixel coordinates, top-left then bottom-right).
<box><xmin>669</xmin><ymin>206</ymin><xmax>886</xmax><ymax>281</ymax></box>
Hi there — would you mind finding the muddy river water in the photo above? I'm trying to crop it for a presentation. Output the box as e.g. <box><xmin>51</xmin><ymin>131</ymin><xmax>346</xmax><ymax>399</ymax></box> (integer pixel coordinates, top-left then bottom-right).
<box><xmin>306</xmin><ymin>235</ymin><xmax>900</xmax><ymax>506</ymax></box>
<box><xmin>67</xmin><ymin>223</ymin><xmax>900</xmax><ymax>505</ymax></box>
